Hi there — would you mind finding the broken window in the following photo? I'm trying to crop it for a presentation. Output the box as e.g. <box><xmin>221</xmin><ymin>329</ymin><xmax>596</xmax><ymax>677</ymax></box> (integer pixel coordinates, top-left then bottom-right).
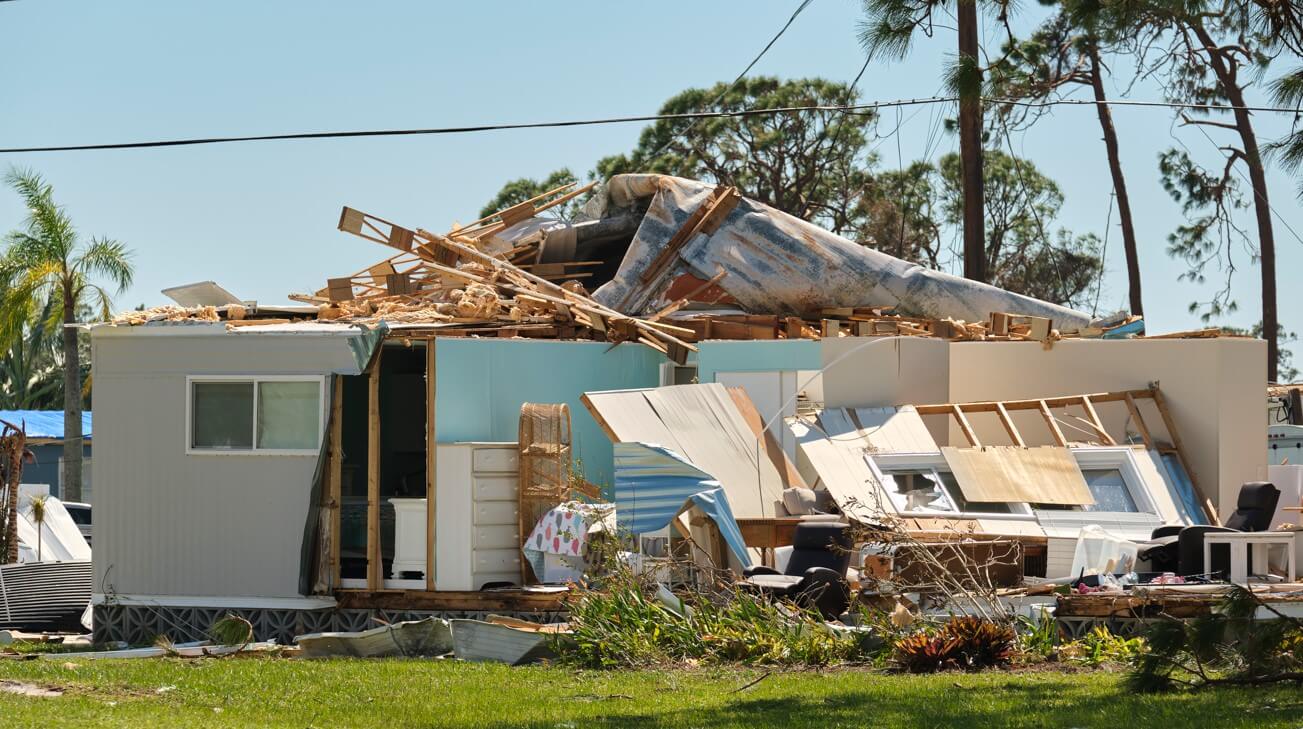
<box><xmin>885</xmin><ymin>471</ymin><xmax>957</xmax><ymax>513</ymax></box>
<box><xmin>189</xmin><ymin>377</ymin><xmax>323</xmax><ymax>453</ymax></box>
<box><xmin>1080</xmin><ymin>468</ymin><xmax>1139</xmax><ymax>513</ymax></box>
<box><xmin>877</xmin><ymin>464</ymin><xmax>1027</xmax><ymax>518</ymax></box>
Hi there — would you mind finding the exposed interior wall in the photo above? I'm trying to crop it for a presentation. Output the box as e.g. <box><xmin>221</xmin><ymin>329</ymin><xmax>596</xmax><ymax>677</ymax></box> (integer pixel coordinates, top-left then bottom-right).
<box><xmin>695</xmin><ymin>340</ymin><xmax>821</xmax><ymax>385</ymax></box>
<box><xmin>434</xmin><ymin>339</ymin><xmax>662</xmax><ymax>489</ymax></box>
<box><xmin>90</xmin><ymin>329</ymin><xmax>365</xmax><ymax>599</ymax></box>
<box><xmin>945</xmin><ymin>338</ymin><xmax>1266</xmax><ymax>517</ymax></box>
<box><xmin>336</xmin><ymin>344</ymin><xmax>428</xmax><ymax>579</ymax></box>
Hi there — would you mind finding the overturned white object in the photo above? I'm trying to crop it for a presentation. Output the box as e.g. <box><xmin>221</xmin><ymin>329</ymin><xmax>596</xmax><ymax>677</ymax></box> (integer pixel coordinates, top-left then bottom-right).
<box><xmin>16</xmin><ymin>495</ymin><xmax>90</xmax><ymax>563</ymax></box>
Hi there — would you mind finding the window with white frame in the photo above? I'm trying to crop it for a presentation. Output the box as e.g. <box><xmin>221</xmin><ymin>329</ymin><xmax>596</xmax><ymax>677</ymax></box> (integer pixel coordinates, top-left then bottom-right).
<box><xmin>871</xmin><ymin>455</ymin><xmax>1031</xmax><ymax>518</ymax></box>
<box><xmin>867</xmin><ymin>447</ymin><xmax>1160</xmax><ymax>519</ymax></box>
<box><xmin>1031</xmin><ymin>449</ymin><xmax>1155</xmax><ymax>515</ymax></box>
<box><xmin>188</xmin><ymin>377</ymin><xmax>324</xmax><ymax>453</ymax></box>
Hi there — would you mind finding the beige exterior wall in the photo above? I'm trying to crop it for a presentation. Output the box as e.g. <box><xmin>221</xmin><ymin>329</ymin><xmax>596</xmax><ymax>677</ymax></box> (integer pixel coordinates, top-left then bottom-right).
<box><xmin>91</xmin><ymin>327</ymin><xmax>370</xmax><ymax>599</ymax></box>
<box><xmin>821</xmin><ymin>337</ymin><xmax>950</xmax><ymax>406</ymax></box>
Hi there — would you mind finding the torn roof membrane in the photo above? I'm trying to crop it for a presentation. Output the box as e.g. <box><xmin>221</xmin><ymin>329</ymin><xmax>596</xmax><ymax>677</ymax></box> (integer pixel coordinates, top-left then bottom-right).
<box><xmin>583</xmin><ymin>174</ymin><xmax>1093</xmax><ymax>329</ymax></box>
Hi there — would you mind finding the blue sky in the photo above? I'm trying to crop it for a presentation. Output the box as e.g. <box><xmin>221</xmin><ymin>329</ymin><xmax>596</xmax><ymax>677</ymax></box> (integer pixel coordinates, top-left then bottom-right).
<box><xmin>0</xmin><ymin>0</ymin><xmax>1299</xmax><ymax>337</ymax></box>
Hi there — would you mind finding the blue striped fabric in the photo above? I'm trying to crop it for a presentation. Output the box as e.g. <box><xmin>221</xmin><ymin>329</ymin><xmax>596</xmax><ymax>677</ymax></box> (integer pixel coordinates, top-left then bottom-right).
<box><xmin>613</xmin><ymin>442</ymin><xmax>751</xmax><ymax>567</ymax></box>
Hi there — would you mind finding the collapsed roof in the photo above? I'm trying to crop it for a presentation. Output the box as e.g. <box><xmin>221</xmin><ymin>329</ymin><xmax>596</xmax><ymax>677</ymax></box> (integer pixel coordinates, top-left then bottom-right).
<box><xmin>572</xmin><ymin>174</ymin><xmax>1092</xmax><ymax>329</ymax></box>
<box><xmin>117</xmin><ymin>174</ymin><xmax>1137</xmax><ymax>353</ymax></box>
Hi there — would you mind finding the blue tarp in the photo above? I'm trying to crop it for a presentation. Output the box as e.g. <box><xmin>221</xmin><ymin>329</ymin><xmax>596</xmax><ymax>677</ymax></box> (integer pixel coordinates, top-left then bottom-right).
<box><xmin>613</xmin><ymin>442</ymin><xmax>751</xmax><ymax>568</ymax></box>
<box><xmin>0</xmin><ymin>411</ymin><xmax>92</xmax><ymax>441</ymax></box>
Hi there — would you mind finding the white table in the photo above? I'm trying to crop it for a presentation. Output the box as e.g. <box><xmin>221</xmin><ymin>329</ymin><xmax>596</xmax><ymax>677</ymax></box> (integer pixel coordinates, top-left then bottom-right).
<box><xmin>1203</xmin><ymin>532</ymin><xmax>1296</xmax><ymax>583</ymax></box>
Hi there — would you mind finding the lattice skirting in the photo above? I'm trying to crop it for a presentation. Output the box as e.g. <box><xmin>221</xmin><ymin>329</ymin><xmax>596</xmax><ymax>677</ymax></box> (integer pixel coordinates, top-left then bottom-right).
<box><xmin>94</xmin><ymin>604</ymin><xmax>569</xmax><ymax>646</ymax></box>
<box><xmin>1056</xmin><ymin>616</ymin><xmax>1150</xmax><ymax>639</ymax></box>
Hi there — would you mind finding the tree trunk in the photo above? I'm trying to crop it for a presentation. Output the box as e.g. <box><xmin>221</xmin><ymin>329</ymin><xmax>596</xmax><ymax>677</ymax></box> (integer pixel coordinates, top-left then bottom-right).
<box><xmin>957</xmin><ymin>0</ymin><xmax>986</xmax><ymax>283</ymax></box>
<box><xmin>1088</xmin><ymin>46</ymin><xmax>1143</xmax><ymax>317</ymax></box>
<box><xmin>1192</xmin><ymin>25</ymin><xmax>1279</xmax><ymax>382</ymax></box>
<box><xmin>61</xmin><ymin>287</ymin><xmax>83</xmax><ymax>503</ymax></box>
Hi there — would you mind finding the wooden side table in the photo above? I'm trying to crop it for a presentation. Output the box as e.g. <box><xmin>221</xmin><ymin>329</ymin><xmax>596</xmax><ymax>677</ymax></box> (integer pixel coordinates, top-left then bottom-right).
<box><xmin>1203</xmin><ymin>532</ymin><xmax>1296</xmax><ymax>583</ymax></box>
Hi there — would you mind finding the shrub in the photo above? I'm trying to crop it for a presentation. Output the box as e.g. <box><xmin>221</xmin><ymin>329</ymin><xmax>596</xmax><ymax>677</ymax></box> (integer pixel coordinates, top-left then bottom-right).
<box><xmin>894</xmin><ymin>632</ymin><xmax>962</xmax><ymax>673</ymax></box>
<box><xmin>564</xmin><ymin>569</ymin><xmax>878</xmax><ymax>668</ymax></box>
<box><xmin>893</xmin><ymin>616</ymin><xmax>1015</xmax><ymax>673</ymax></box>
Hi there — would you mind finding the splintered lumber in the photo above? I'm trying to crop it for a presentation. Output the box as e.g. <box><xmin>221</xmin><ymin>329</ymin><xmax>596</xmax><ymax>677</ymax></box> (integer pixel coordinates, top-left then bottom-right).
<box><xmin>915</xmin><ymin>388</ymin><xmax>1216</xmax><ymax>524</ymax></box>
<box><xmin>414</xmin><ymin>229</ymin><xmax>697</xmax><ymax>362</ymax></box>
<box><xmin>647</xmin><ymin>269</ymin><xmax>730</xmax><ymax>322</ymax></box>
<box><xmin>950</xmin><ymin>404</ymin><xmax>981</xmax><ymax>447</ymax></box>
<box><xmin>1124</xmin><ymin>392</ymin><xmax>1154</xmax><ymax>450</ymax></box>
<box><xmin>994</xmin><ymin>402</ymin><xmax>1025</xmax><ymax>447</ymax></box>
<box><xmin>1078</xmin><ymin>395</ymin><xmax>1116</xmax><ymax>445</ymax></box>
<box><xmin>450</xmin><ymin>182</ymin><xmax>593</xmax><ymax>237</ymax></box>
<box><xmin>639</xmin><ymin>185</ymin><xmax>741</xmax><ymax>285</ymax></box>
<box><xmin>1039</xmin><ymin>400</ymin><xmax>1068</xmax><ymax>447</ymax></box>
<box><xmin>339</xmin><ymin>207</ymin><xmax>415</xmax><ymax>252</ymax></box>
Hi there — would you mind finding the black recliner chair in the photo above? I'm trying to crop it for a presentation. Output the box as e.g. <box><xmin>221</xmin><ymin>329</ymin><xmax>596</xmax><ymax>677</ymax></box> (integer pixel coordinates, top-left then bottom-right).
<box><xmin>742</xmin><ymin>522</ymin><xmax>853</xmax><ymax>619</ymax></box>
<box><xmin>1141</xmin><ymin>481</ymin><xmax>1281</xmax><ymax>576</ymax></box>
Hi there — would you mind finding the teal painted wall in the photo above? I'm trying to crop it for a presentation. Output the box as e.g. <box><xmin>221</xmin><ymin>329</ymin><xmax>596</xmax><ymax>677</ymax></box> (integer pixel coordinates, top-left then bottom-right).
<box><xmin>696</xmin><ymin>340</ymin><xmax>822</xmax><ymax>383</ymax></box>
<box><xmin>435</xmin><ymin>339</ymin><xmax>662</xmax><ymax>488</ymax></box>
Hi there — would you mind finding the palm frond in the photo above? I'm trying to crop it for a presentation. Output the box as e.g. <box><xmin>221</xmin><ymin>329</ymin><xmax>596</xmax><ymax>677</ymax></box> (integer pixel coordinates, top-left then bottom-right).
<box><xmin>4</xmin><ymin>167</ymin><xmax>76</xmax><ymax>260</ymax></box>
<box><xmin>72</xmin><ymin>236</ymin><xmax>133</xmax><ymax>293</ymax></box>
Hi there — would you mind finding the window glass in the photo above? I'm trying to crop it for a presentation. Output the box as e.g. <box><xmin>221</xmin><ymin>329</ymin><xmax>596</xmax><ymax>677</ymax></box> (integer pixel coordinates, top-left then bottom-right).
<box><xmin>257</xmin><ymin>381</ymin><xmax>321</xmax><ymax>450</ymax></box>
<box><xmin>885</xmin><ymin>471</ymin><xmax>956</xmax><ymax>513</ymax></box>
<box><xmin>1081</xmin><ymin>468</ymin><xmax>1138</xmax><ymax>513</ymax></box>
<box><xmin>935</xmin><ymin>471</ymin><xmax>1015</xmax><ymax>514</ymax></box>
<box><xmin>192</xmin><ymin>382</ymin><xmax>254</xmax><ymax>449</ymax></box>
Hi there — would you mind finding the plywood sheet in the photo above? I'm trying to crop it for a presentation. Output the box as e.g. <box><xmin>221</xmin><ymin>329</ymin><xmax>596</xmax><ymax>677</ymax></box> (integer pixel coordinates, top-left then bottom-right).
<box><xmin>942</xmin><ymin>446</ymin><xmax>1094</xmax><ymax>505</ymax></box>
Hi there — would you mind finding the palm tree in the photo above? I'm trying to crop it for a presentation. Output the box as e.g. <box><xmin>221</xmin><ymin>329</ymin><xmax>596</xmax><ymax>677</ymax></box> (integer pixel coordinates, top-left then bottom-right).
<box><xmin>29</xmin><ymin>494</ymin><xmax>47</xmax><ymax>561</ymax></box>
<box><xmin>0</xmin><ymin>168</ymin><xmax>133</xmax><ymax>503</ymax></box>
<box><xmin>0</xmin><ymin>299</ymin><xmax>64</xmax><ymax>410</ymax></box>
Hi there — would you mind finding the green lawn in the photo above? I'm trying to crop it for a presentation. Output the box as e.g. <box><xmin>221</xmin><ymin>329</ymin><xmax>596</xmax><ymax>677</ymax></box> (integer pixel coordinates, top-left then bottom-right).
<box><xmin>0</xmin><ymin>657</ymin><xmax>1298</xmax><ymax>728</ymax></box>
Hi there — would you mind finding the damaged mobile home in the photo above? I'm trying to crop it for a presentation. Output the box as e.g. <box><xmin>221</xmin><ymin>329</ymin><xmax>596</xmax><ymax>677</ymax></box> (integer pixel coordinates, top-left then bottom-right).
<box><xmin>83</xmin><ymin>175</ymin><xmax>1294</xmax><ymax>645</ymax></box>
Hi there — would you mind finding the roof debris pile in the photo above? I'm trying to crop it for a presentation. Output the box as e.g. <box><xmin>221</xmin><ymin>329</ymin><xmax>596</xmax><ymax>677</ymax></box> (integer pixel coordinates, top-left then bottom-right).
<box><xmin>111</xmin><ymin>173</ymin><xmax>1267</xmax><ymax>358</ymax></box>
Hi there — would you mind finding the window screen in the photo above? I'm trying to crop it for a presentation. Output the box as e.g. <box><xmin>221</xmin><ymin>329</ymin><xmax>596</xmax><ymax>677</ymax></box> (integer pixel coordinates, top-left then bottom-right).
<box><xmin>257</xmin><ymin>381</ymin><xmax>321</xmax><ymax>450</ymax></box>
<box><xmin>192</xmin><ymin>382</ymin><xmax>254</xmax><ymax>449</ymax></box>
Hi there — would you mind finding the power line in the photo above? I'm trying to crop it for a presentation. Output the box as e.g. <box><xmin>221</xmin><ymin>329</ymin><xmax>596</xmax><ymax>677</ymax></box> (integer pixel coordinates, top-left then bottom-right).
<box><xmin>0</xmin><ymin>98</ymin><xmax>949</xmax><ymax>155</ymax></box>
<box><xmin>3</xmin><ymin>96</ymin><xmax>1302</xmax><ymax>155</ymax></box>
<box><xmin>646</xmin><ymin>0</ymin><xmax>815</xmax><ymax>161</ymax></box>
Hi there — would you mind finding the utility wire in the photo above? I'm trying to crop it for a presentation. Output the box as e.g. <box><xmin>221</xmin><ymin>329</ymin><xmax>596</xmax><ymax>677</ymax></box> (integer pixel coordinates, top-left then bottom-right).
<box><xmin>645</xmin><ymin>0</ymin><xmax>815</xmax><ymax>161</ymax></box>
<box><xmin>3</xmin><ymin>97</ymin><xmax>1302</xmax><ymax>155</ymax></box>
<box><xmin>1182</xmin><ymin>120</ymin><xmax>1303</xmax><ymax>248</ymax></box>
